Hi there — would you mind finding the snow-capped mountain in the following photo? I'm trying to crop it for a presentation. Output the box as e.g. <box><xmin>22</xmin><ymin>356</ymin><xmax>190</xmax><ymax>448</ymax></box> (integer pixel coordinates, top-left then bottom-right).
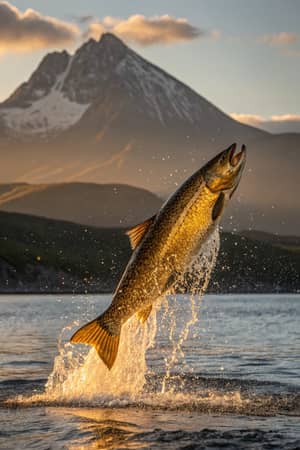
<box><xmin>0</xmin><ymin>33</ymin><xmax>299</xmax><ymax>234</ymax></box>
<box><xmin>0</xmin><ymin>33</ymin><xmax>262</xmax><ymax>139</ymax></box>
<box><xmin>0</xmin><ymin>35</ymin><xmax>125</xmax><ymax>136</ymax></box>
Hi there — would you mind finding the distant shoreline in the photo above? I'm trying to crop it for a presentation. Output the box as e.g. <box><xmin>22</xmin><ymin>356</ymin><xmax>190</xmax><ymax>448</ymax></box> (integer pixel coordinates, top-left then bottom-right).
<box><xmin>1</xmin><ymin>211</ymin><xmax>299</xmax><ymax>296</ymax></box>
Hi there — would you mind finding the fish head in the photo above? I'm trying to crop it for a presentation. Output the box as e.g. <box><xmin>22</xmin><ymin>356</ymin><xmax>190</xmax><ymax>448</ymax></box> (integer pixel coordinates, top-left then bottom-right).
<box><xmin>203</xmin><ymin>143</ymin><xmax>246</xmax><ymax>195</ymax></box>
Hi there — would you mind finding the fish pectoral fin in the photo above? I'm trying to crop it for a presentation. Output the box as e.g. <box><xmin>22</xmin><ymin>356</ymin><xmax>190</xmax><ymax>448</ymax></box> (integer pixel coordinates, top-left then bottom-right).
<box><xmin>126</xmin><ymin>215</ymin><xmax>156</xmax><ymax>250</ymax></box>
<box><xmin>212</xmin><ymin>192</ymin><xmax>225</xmax><ymax>221</ymax></box>
<box><xmin>136</xmin><ymin>305</ymin><xmax>152</xmax><ymax>324</ymax></box>
<box><xmin>70</xmin><ymin>316</ymin><xmax>121</xmax><ymax>370</ymax></box>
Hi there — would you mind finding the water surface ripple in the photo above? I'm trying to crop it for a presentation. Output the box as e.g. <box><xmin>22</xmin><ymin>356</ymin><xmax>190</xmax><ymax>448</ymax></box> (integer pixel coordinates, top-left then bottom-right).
<box><xmin>1</xmin><ymin>293</ymin><xmax>300</xmax><ymax>449</ymax></box>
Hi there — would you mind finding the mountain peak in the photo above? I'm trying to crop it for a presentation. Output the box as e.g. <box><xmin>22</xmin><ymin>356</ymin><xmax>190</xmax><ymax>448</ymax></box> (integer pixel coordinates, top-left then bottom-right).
<box><xmin>79</xmin><ymin>37</ymin><xmax>98</xmax><ymax>50</ymax></box>
<box><xmin>99</xmin><ymin>32</ymin><xmax>126</xmax><ymax>48</ymax></box>
<box><xmin>58</xmin><ymin>34</ymin><xmax>128</xmax><ymax>104</ymax></box>
<box><xmin>73</xmin><ymin>33</ymin><xmax>127</xmax><ymax>56</ymax></box>
<box><xmin>73</xmin><ymin>33</ymin><xmax>127</xmax><ymax>60</ymax></box>
<box><xmin>2</xmin><ymin>49</ymin><xmax>70</xmax><ymax>108</ymax></box>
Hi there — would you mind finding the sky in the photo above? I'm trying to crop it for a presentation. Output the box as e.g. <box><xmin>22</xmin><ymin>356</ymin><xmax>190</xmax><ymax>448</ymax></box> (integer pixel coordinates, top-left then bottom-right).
<box><xmin>0</xmin><ymin>0</ymin><xmax>300</xmax><ymax>131</ymax></box>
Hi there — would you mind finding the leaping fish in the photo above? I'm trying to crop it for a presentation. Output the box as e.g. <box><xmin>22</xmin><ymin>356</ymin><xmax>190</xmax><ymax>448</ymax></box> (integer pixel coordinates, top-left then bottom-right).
<box><xmin>71</xmin><ymin>143</ymin><xmax>246</xmax><ymax>369</ymax></box>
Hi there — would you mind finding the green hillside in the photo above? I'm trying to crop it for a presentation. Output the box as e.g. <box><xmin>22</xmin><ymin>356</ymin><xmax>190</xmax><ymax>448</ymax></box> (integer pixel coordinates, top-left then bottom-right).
<box><xmin>0</xmin><ymin>211</ymin><xmax>130</xmax><ymax>292</ymax></box>
<box><xmin>239</xmin><ymin>230</ymin><xmax>300</xmax><ymax>252</ymax></box>
<box><xmin>0</xmin><ymin>211</ymin><xmax>299</xmax><ymax>293</ymax></box>
<box><xmin>211</xmin><ymin>233</ymin><xmax>300</xmax><ymax>292</ymax></box>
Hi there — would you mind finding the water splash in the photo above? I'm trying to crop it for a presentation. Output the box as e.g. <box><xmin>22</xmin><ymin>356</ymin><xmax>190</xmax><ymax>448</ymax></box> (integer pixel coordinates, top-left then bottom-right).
<box><xmin>17</xmin><ymin>228</ymin><xmax>221</xmax><ymax>406</ymax></box>
<box><xmin>161</xmin><ymin>229</ymin><xmax>220</xmax><ymax>392</ymax></box>
<box><xmin>43</xmin><ymin>310</ymin><xmax>158</xmax><ymax>404</ymax></box>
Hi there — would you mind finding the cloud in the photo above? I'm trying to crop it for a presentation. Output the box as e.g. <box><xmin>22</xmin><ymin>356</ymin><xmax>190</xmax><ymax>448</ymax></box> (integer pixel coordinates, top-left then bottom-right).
<box><xmin>230</xmin><ymin>113</ymin><xmax>300</xmax><ymax>133</ymax></box>
<box><xmin>231</xmin><ymin>113</ymin><xmax>300</xmax><ymax>125</ymax></box>
<box><xmin>0</xmin><ymin>1</ymin><xmax>79</xmax><ymax>54</ymax></box>
<box><xmin>85</xmin><ymin>14</ymin><xmax>214</xmax><ymax>46</ymax></box>
<box><xmin>271</xmin><ymin>114</ymin><xmax>300</xmax><ymax>122</ymax></box>
<box><xmin>261</xmin><ymin>32</ymin><xmax>298</xmax><ymax>46</ymax></box>
<box><xmin>230</xmin><ymin>113</ymin><xmax>266</xmax><ymax>127</ymax></box>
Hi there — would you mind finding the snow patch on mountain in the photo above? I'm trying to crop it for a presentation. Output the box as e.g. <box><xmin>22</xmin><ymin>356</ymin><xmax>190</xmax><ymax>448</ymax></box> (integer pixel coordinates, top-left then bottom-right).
<box><xmin>1</xmin><ymin>61</ymin><xmax>89</xmax><ymax>138</ymax></box>
<box><xmin>1</xmin><ymin>88</ymin><xmax>89</xmax><ymax>138</ymax></box>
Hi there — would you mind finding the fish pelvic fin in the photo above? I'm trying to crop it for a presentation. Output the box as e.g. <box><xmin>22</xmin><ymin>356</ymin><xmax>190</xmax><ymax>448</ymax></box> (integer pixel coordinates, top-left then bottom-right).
<box><xmin>136</xmin><ymin>305</ymin><xmax>152</xmax><ymax>324</ymax></box>
<box><xmin>70</xmin><ymin>315</ymin><xmax>121</xmax><ymax>370</ymax></box>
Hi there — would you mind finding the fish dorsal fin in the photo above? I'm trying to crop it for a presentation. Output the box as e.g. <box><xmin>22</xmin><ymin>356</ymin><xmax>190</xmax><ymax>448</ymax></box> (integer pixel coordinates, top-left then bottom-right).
<box><xmin>126</xmin><ymin>215</ymin><xmax>156</xmax><ymax>250</ymax></box>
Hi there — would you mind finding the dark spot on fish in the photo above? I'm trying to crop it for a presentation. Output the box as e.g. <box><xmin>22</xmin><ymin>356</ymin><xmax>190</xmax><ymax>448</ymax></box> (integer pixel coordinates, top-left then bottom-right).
<box><xmin>164</xmin><ymin>272</ymin><xmax>178</xmax><ymax>293</ymax></box>
<box><xmin>212</xmin><ymin>192</ymin><xmax>225</xmax><ymax>221</ymax></box>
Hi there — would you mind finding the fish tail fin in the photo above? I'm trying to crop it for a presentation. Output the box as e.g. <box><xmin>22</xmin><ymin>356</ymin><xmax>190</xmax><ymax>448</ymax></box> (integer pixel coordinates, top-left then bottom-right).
<box><xmin>70</xmin><ymin>314</ymin><xmax>121</xmax><ymax>370</ymax></box>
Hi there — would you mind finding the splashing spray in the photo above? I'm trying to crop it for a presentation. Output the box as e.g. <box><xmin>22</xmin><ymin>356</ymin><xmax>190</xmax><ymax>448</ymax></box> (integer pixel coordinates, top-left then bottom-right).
<box><xmin>26</xmin><ymin>229</ymin><xmax>220</xmax><ymax>406</ymax></box>
<box><xmin>161</xmin><ymin>229</ymin><xmax>220</xmax><ymax>393</ymax></box>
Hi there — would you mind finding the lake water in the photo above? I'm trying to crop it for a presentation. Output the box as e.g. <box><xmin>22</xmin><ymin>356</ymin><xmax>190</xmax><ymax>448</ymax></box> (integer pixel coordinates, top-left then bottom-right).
<box><xmin>0</xmin><ymin>293</ymin><xmax>299</xmax><ymax>449</ymax></box>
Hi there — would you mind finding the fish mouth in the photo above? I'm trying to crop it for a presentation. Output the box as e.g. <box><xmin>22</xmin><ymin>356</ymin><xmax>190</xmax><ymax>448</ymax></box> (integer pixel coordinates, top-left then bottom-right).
<box><xmin>203</xmin><ymin>143</ymin><xmax>247</xmax><ymax>193</ymax></box>
<box><xmin>229</xmin><ymin>143</ymin><xmax>246</xmax><ymax>168</ymax></box>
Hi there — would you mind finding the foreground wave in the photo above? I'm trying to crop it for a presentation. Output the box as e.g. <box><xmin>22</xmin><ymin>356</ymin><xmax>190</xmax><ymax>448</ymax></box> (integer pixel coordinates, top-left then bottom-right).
<box><xmin>1</xmin><ymin>403</ymin><xmax>300</xmax><ymax>450</ymax></box>
<box><xmin>2</xmin><ymin>372</ymin><xmax>300</xmax><ymax>418</ymax></box>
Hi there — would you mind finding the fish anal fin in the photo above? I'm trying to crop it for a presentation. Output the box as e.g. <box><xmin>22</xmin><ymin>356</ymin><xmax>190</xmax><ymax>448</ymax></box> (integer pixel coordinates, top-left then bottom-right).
<box><xmin>71</xmin><ymin>317</ymin><xmax>120</xmax><ymax>370</ymax></box>
<box><xmin>126</xmin><ymin>215</ymin><xmax>156</xmax><ymax>250</ymax></box>
<box><xmin>136</xmin><ymin>305</ymin><xmax>152</xmax><ymax>324</ymax></box>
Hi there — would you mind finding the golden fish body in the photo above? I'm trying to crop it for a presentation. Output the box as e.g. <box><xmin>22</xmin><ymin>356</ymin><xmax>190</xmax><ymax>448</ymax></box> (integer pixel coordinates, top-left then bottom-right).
<box><xmin>71</xmin><ymin>143</ymin><xmax>246</xmax><ymax>369</ymax></box>
<box><xmin>109</xmin><ymin>182</ymin><xmax>217</xmax><ymax>324</ymax></box>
